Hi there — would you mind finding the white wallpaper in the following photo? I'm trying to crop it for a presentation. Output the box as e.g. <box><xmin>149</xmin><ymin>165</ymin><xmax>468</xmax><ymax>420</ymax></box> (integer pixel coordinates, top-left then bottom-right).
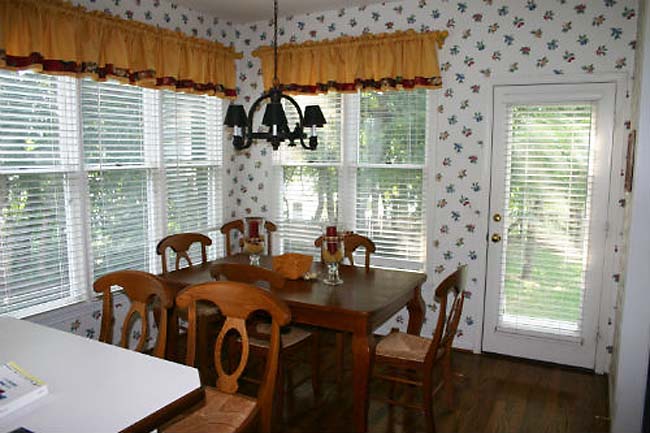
<box><xmin>226</xmin><ymin>0</ymin><xmax>638</xmax><ymax>359</ymax></box>
<box><xmin>70</xmin><ymin>0</ymin><xmax>236</xmax><ymax>46</ymax></box>
<box><xmin>26</xmin><ymin>0</ymin><xmax>639</xmax><ymax>370</ymax></box>
<box><xmin>28</xmin><ymin>0</ymin><xmax>235</xmax><ymax>341</ymax></box>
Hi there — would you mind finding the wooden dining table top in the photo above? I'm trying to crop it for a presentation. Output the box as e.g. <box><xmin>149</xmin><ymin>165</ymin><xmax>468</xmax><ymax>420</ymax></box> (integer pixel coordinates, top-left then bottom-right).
<box><xmin>159</xmin><ymin>254</ymin><xmax>427</xmax><ymax>330</ymax></box>
<box><xmin>159</xmin><ymin>253</ymin><xmax>428</xmax><ymax>433</ymax></box>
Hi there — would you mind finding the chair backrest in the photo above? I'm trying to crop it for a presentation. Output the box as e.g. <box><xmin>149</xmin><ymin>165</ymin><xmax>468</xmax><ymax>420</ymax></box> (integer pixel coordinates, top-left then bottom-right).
<box><xmin>210</xmin><ymin>263</ymin><xmax>286</xmax><ymax>289</ymax></box>
<box><xmin>93</xmin><ymin>270</ymin><xmax>174</xmax><ymax>358</ymax></box>
<box><xmin>176</xmin><ymin>281</ymin><xmax>291</xmax><ymax>432</ymax></box>
<box><xmin>426</xmin><ymin>265</ymin><xmax>467</xmax><ymax>366</ymax></box>
<box><xmin>220</xmin><ymin>219</ymin><xmax>277</xmax><ymax>256</ymax></box>
<box><xmin>343</xmin><ymin>233</ymin><xmax>376</xmax><ymax>270</ymax></box>
<box><xmin>314</xmin><ymin>233</ymin><xmax>376</xmax><ymax>270</ymax></box>
<box><xmin>156</xmin><ymin>233</ymin><xmax>212</xmax><ymax>274</ymax></box>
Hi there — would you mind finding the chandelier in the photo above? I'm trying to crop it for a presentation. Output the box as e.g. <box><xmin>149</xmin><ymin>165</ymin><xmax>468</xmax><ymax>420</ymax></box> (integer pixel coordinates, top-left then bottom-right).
<box><xmin>224</xmin><ymin>0</ymin><xmax>326</xmax><ymax>151</ymax></box>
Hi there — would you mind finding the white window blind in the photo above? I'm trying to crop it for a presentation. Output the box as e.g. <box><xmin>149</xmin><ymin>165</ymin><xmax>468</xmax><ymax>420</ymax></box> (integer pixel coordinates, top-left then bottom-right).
<box><xmin>82</xmin><ymin>80</ymin><xmax>156</xmax><ymax>278</ymax></box>
<box><xmin>355</xmin><ymin>90</ymin><xmax>427</xmax><ymax>267</ymax></box>
<box><xmin>0</xmin><ymin>68</ymin><xmax>225</xmax><ymax>318</ymax></box>
<box><xmin>0</xmin><ymin>71</ymin><xmax>85</xmax><ymax>316</ymax></box>
<box><xmin>498</xmin><ymin>103</ymin><xmax>595</xmax><ymax>338</ymax></box>
<box><xmin>274</xmin><ymin>90</ymin><xmax>429</xmax><ymax>269</ymax></box>
<box><xmin>275</xmin><ymin>94</ymin><xmax>342</xmax><ymax>256</ymax></box>
<box><xmin>162</xmin><ymin>91</ymin><xmax>223</xmax><ymax>264</ymax></box>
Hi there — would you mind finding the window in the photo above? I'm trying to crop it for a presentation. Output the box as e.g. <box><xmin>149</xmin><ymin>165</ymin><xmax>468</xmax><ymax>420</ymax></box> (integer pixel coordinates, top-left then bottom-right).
<box><xmin>162</xmin><ymin>91</ymin><xmax>223</xmax><ymax>264</ymax></box>
<box><xmin>82</xmin><ymin>80</ymin><xmax>156</xmax><ymax>277</ymax></box>
<box><xmin>0</xmin><ymin>70</ymin><xmax>224</xmax><ymax>317</ymax></box>
<box><xmin>274</xmin><ymin>90</ymin><xmax>432</xmax><ymax>270</ymax></box>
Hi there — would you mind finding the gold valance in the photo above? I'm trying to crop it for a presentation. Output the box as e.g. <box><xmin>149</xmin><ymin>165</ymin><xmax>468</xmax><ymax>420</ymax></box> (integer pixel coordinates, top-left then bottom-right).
<box><xmin>252</xmin><ymin>29</ymin><xmax>448</xmax><ymax>94</ymax></box>
<box><xmin>0</xmin><ymin>0</ymin><xmax>242</xmax><ymax>97</ymax></box>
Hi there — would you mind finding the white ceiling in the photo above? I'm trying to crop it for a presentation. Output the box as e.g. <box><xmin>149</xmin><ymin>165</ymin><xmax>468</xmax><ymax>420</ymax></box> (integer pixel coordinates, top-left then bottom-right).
<box><xmin>175</xmin><ymin>0</ymin><xmax>388</xmax><ymax>24</ymax></box>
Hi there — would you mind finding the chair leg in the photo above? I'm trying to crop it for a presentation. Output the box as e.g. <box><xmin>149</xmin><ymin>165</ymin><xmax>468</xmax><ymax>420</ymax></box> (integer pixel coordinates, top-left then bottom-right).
<box><xmin>442</xmin><ymin>352</ymin><xmax>454</xmax><ymax>408</ymax></box>
<box><xmin>276</xmin><ymin>361</ymin><xmax>285</xmax><ymax>421</ymax></box>
<box><xmin>311</xmin><ymin>332</ymin><xmax>321</xmax><ymax>401</ymax></box>
<box><xmin>423</xmin><ymin>372</ymin><xmax>436</xmax><ymax>433</ymax></box>
<box><xmin>387</xmin><ymin>368</ymin><xmax>397</xmax><ymax>402</ymax></box>
<box><xmin>197</xmin><ymin>316</ymin><xmax>211</xmax><ymax>383</ymax></box>
<box><xmin>286</xmin><ymin>362</ymin><xmax>295</xmax><ymax>415</ymax></box>
<box><xmin>335</xmin><ymin>332</ymin><xmax>345</xmax><ymax>385</ymax></box>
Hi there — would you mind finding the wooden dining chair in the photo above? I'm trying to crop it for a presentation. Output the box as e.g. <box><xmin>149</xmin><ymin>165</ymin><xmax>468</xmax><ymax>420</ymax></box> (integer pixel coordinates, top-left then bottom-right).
<box><xmin>210</xmin><ymin>263</ymin><xmax>321</xmax><ymax>419</ymax></box>
<box><xmin>314</xmin><ymin>232</ymin><xmax>376</xmax><ymax>383</ymax></box>
<box><xmin>94</xmin><ymin>270</ymin><xmax>174</xmax><ymax>359</ymax></box>
<box><xmin>156</xmin><ymin>232</ymin><xmax>219</xmax><ymax>376</ymax></box>
<box><xmin>220</xmin><ymin>218</ymin><xmax>277</xmax><ymax>256</ymax></box>
<box><xmin>314</xmin><ymin>232</ymin><xmax>376</xmax><ymax>269</ymax></box>
<box><xmin>161</xmin><ymin>281</ymin><xmax>291</xmax><ymax>433</ymax></box>
<box><xmin>156</xmin><ymin>232</ymin><xmax>212</xmax><ymax>273</ymax></box>
<box><xmin>371</xmin><ymin>265</ymin><xmax>467</xmax><ymax>433</ymax></box>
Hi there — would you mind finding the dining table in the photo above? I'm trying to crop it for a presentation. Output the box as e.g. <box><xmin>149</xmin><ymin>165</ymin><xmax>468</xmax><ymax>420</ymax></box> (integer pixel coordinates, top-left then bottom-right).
<box><xmin>159</xmin><ymin>253</ymin><xmax>427</xmax><ymax>433</ymax></box>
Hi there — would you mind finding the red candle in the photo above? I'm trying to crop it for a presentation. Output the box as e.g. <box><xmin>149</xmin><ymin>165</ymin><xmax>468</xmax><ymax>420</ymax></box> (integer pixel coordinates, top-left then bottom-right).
<box><xmin>327</xmin><ymin>239</ymin><xmax>338</xmax><ymax>254</ymax></box>
<box><xmin>326</xmin><ymin>226</ymin><xmax>337</xmax><ymax>236</ymax></box>
<box><xmin>249</xmin><ymin>220</ymin><xmax>259</xmax><ymax>238</ymax></box>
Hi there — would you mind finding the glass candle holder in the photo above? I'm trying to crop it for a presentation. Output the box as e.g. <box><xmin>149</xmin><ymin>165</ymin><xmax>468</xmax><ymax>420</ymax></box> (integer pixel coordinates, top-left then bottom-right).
<box><xmin>321</xmin><ymin>235</ymin><xmax>344</xmax><ymax>285</ymax></box>
<box><xmin>243</xmin><ymin>217</ymin><xmax>265</xmax><ymax>266</ymax></box>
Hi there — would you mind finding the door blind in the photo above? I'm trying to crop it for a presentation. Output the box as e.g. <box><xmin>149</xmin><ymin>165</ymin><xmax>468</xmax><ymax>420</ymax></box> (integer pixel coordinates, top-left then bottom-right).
<box><xmin>82</xmin><ymin>80</ymin><xmax>155</xmax><ymax>278</ymax></box>
<box><xmin>0</xmin><ymin>71</ymin><xmax>85</xmax><ymax>315</ymax></box>
<box><xmin>498</xmin><ymin>103</ymin><xmax>595</xmax><ymax>339</ymax></box>
<box><xmin>162</xmin><ymin>91</ymin><xmax>223</xmax><ymax>263</ymax></box>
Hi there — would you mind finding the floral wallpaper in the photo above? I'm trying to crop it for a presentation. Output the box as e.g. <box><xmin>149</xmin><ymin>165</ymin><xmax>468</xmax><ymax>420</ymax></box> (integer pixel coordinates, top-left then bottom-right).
<box><xmin>70</xmin><ymin>0</ymin><xmax>236</xmax><ymax>45</ymax></box>
<box><xmin>227</xmin><ymin>0</ymin><xmax>638</xmax><ymax>361</ymax></box>
<box><xmin>27</xmin><ymin>0</ymin><xmax>235</xmax><ymax>347</ymax></box>
<box><xmin>25</xmin><ymin>0</ymin><xmax>639</xmax><ymax>371</ymax></box>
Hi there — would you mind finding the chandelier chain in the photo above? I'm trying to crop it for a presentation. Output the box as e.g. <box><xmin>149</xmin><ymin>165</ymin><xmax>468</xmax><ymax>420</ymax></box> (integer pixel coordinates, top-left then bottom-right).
<box><xmin>273</xmin><ymin>0</ymin><xmax>279</xmax><ymax>85</ymax></box>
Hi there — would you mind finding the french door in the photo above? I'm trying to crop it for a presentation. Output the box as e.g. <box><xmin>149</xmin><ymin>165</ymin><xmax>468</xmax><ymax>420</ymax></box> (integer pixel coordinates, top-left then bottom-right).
<box><xmin>483</xmin><ymin>82</ymin><xmax>616</xmax><ymax>368</ymax></box>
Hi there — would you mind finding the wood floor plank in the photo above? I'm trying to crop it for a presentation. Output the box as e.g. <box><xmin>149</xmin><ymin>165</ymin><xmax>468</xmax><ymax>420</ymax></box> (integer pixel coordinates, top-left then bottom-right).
<box><xmin>232</xmin><ymin>332</ymin><xmax>609</xmax><ymax>433</ymax></box>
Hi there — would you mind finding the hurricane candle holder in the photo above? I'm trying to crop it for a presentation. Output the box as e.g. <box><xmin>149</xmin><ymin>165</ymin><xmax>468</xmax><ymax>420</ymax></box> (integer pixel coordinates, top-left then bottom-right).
<box><xmin>321</xmin><ymin>230</ymin><xmax>344</xmax><ymax>285</ymax></box>
<box><xmin>243</xmin><ymin>217</ymin><xmax>265</xmax><ymax>266</ymax></box>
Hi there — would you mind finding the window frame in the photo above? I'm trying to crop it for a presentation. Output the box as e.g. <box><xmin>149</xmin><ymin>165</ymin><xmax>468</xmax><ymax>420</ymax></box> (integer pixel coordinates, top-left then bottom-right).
<box><xmin>271</xmin><ymin>90</ymin><xmax>436</xmax><ymax>273</ymax></box>
<box><xmin>0</xmin><ymin>71</ymin><xmax>226</xmax><ymax>318</ymax></box>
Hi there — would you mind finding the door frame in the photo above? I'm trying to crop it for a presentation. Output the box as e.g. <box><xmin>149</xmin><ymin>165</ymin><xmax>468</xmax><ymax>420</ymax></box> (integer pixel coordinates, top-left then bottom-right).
<box><xmin>478</xmin><ymin>73</ymin><xmax>630</xmax><ymax>373</ymax></box>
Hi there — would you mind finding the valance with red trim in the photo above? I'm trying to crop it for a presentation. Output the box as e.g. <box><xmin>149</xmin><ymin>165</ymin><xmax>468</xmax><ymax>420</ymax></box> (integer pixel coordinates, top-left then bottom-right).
<box><xmin>252</xmin><ymin>29</ymin><xmax>448</xmax><ymax>94</ymax></box>
<box><xmin>0</xmin><ymin>0</ymin><xmax>242</xmax><ymax>98</ymax></box>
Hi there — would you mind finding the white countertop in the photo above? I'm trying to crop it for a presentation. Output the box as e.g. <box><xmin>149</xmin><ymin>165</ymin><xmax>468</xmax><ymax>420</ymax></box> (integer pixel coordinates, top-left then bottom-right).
<box><xmin>0</xmin><ymin>316</ymin><xmax>200</xmax><ymax>433</ymax></box>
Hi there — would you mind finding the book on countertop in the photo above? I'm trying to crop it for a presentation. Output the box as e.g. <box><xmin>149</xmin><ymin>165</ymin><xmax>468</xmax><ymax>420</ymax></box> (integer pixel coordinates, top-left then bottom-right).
<box><xmin>0</xmin><ymin>362</ymin><xmax>48</xmax><ymax>418</ymax></box>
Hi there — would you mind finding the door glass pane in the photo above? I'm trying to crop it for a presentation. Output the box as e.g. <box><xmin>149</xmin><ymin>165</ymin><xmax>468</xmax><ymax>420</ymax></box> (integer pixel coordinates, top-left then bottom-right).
<box><xmin>499</xmin><ymin>103</ymin><xmax>594</xmax><ymax>338</ymax></box>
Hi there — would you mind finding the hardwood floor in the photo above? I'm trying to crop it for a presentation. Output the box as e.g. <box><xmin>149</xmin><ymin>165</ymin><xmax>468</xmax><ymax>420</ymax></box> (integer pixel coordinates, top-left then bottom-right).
<box><xmin>265</xmin><ymin>334</ymin><xmax>610</xmax><ymax>433</ymax></box>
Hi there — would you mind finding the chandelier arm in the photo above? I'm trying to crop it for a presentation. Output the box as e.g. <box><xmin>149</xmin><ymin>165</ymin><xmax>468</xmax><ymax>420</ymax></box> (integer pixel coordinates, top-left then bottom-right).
<box><xmin>243</xmin><ymin>91</ymin><xmax>272</xmax><ymax>149</ymax></box>
<box><xmin>279</xmin><ymin>93</ymin><xmax>310</xmax><ymax>149</ymax></box>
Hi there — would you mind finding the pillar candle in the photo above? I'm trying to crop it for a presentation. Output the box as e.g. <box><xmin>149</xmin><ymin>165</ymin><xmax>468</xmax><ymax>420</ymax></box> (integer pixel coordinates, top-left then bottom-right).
<box><xmin>249</xmin><ymin>220</ymin><xmax>259</xmax><ymax>238</ymax></box>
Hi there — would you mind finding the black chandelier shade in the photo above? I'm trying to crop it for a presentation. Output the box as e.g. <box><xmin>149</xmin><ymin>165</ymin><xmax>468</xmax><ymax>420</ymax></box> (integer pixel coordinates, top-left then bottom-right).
<box><xmin>223</xmin><ymin>0</ymin><xmax>326</xmax><ymax>152</ymax></box>
<box><xmin>224</xmin><ymin>104</ymin><xmax>247</xmax><ymax>127</ymax></box>
<box><xmin>262</xmin><ymin>102</ymin><xmax>288</xmax><ymax>128</ymax></box>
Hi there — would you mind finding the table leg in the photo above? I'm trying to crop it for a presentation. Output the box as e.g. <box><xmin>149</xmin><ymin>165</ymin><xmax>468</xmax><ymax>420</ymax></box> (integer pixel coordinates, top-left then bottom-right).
<box><xmin>406</xmin><ymin>285</ymin><xmax>425</xmax><ymax>335</ymax></box>
<box><xmin>351</xmin><ymin>329</ymin><xmax>375</xmax><ymax>433</ymax></box>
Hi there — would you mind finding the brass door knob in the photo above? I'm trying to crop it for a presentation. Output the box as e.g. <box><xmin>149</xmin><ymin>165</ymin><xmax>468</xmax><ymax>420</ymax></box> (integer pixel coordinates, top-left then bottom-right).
<box><xmin>491</xmin><ymin>233</ymin><xmax>502</xmax><ymax>243</ymax></box>
<box><xmin>493</xmin><ymin>213</ymin><xmax>502</xmax><ymax>222</ymax></box>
